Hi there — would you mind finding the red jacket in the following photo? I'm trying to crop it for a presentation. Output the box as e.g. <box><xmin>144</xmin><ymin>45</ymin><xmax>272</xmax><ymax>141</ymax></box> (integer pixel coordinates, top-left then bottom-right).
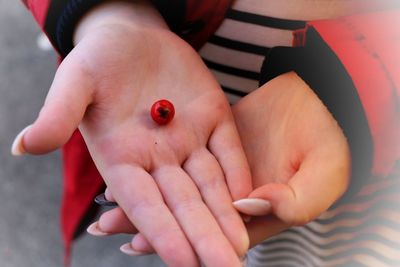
<box><xmin>22</xmin><ymin>0</ymin><xmax>400</xmax><ymax>261</ymax></box>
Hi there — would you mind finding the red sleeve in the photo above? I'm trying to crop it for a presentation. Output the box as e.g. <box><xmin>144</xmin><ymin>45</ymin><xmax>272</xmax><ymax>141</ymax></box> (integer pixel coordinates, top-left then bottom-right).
<box><xmin>299</xmin><ymin>10</ymin><xmax>400</xmax><ymax>176</ymax></box>
<box><xmin>23</xmin><ymin>0</ymin><xmax>51</xmax><ymax>27</ymax></box>
<box><xmin>22</xmin><ymin>0</ymin><xmax>231</xmax><ymax>56</ymax></box>
<box><xmin>182</xmin><ymin>0</ymin><xmax>232</xmax><ymax>49</ymax></box>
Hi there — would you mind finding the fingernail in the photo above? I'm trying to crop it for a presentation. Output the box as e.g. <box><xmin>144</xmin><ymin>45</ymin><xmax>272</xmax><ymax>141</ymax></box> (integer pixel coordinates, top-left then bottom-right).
<box><xmin>120</xmin><ymin>243</ymin><xmax>149</xmax><ymax>256</ymax></box>
<box><xmin>11</xmin><ymin>125</ymin><xmax>32</xmax><ymax>156</ymax></box>
<box><xmin>87</xmin><ymin>222</ymin><xmax>109</xmax><ymax>236</ymax></box>
<box><xmin>233</xmin><ymin>198</ymin><xmax>271</xmax><ymax>216</ymax></box>
<box><xmin>94</xmin><ymin>193</ymin><xmax>118</xmax><ymax>207</ymax></box>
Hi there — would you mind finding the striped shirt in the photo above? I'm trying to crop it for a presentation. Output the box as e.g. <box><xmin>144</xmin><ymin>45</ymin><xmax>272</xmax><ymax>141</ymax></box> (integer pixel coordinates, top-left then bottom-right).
<box><xmin>199</xmin><ymin>0</ymin><xmax>386</xmax><ymax>103</ymax></box>
<box><xmin>198</xmin><ymin>1</ymin><xmax>400</xmax><ymax>266</ymax></box>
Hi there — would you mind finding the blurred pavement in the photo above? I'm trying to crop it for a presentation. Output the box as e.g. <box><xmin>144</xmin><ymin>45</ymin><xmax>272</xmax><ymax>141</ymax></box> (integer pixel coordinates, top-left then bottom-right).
<box><xmin>0</xmin><ymin>1</ymin><xmax>164</xmax><ymax>266</ymax></box>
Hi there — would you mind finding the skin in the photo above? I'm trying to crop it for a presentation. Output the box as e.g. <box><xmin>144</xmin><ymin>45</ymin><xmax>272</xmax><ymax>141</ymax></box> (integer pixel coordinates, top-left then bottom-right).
<box><xmin>75</xmin><ymin>3</ymin><xmax>400</xmax><ymax>254</ymax></box>
<box><xmin>97</xmin><ymin>71</ymin><xmax>351</xmax><ymax>252</ymax></box>
<box><xmin>15</xmin><ymin>0</ymin><xmax>354</xmax><ymax>265</ymax></box>
<box><xmin>16</xmin><ymin>1</ymin><xmax>252</xmax><ymax>267</ymax></box>
<box><xmin>235</xmin><ymin>72</ymin><xmax>350</xmax><ymax>246</ymax></box>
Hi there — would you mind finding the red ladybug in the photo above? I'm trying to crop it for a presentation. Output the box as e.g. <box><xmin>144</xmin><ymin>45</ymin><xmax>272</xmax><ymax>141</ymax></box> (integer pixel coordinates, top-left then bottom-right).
<box><xmin>151</xmin><ymin>99</ymin><xmax>175</xmax><ymax>125</ymax></box>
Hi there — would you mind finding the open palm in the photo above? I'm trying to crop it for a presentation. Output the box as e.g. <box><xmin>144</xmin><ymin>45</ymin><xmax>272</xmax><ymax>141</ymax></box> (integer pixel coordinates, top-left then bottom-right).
<box><xmin>18</xmin><ymin>23</ymin><xmax>251</xmax><ymax>267</ymax></box>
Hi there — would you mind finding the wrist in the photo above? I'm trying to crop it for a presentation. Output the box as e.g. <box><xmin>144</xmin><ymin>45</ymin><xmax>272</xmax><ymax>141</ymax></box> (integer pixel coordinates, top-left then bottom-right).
<box><xmin>74</xmin><ymin>1</ymin><xmax>169</xmax><ymax>45</ymax></box>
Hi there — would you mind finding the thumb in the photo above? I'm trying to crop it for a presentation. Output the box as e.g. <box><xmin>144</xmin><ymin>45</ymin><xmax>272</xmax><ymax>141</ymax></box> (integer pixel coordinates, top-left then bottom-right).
<box><xmin>11</xmin><ymin>59</ymin><xmax>93</xmax><ymax>155</ymax></box>
<box><xmin>234</xmin><ymin>148</ymin><xmax>350</xmax><ymax>226</ymax></box>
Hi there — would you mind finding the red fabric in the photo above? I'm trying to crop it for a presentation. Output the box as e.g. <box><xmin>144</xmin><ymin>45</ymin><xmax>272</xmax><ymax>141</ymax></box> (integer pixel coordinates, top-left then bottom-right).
<box><xmin>25</xmin><ymin>0</ymin><xmax>50</xmax><ymax>27</ymax></box>
<box><xmin>61</xmin><ymin>131</ymin><xmax>104</xmax><ymax>262</ymax></box>
<box><xmin>293</xmin><ymin>28</ymin><xmax>307</xmax><ymax>47</ymax></box>
<box><xmin>302</xmin><ymin>10</ymin><xmax>400</xmax><ymax>176</ymax></box>
<box><xmin>183</xmin><ymin>0</ymin><xmax>232</xmax><ymax>49</ymax></box>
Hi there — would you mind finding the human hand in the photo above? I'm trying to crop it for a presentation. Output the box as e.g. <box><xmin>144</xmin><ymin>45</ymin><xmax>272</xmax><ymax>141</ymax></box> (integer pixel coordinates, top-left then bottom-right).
<box><xmin>232</xmin><ymin>71</ymin><xmax>351</xmax><ymax>246</ymax></box>
<box><xmin>11</xmin><ymin>1</ymin><xmax>251</xmax><ymax>266</ymax></box>
<box><xmin>89</xmin><ymin>71</ymin><xmax>350</xmax><ymax>254</ymax></box>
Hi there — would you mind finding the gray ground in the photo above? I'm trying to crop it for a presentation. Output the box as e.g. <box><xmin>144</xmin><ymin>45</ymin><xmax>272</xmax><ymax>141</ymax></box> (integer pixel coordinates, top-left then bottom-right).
<box><xmin>0</xmin><ymin>1</ymin><xmax>164</xmax><ymax>266</ymax></box>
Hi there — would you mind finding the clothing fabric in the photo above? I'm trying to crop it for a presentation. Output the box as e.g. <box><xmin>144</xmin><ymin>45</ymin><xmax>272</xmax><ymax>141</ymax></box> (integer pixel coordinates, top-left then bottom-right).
<box><xmin>23</xmin><ymin>0</ymin><xmax>400</xmax><ymax>266</ymax></box>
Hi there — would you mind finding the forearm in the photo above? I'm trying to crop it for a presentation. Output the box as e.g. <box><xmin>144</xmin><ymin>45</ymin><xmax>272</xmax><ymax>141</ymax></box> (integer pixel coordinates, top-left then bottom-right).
<box><xmin>74</xmin><ymin>0</ymin><xmax>168</xmax><ymax>45</ymax></box>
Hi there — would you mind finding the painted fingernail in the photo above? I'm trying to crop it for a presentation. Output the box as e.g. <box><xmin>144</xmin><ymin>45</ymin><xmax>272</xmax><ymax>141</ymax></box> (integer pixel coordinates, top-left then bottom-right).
<box><xmin>94</xmin><ymin>193</ymin><xmax>118</xmax><ymax>207</ymax></box>
<box><xmin>233</xmin><ymin>198</ymin><xmax>271</xmax><ymax>216</ymax></box>
<box><xmin>87</xmin><ymin>222</ymin><xmax>109</xmax><ymax>236</ymax></box>
<box><xmin>11</xmin><ymin>125</ymin><xmax>32</xmax><ymax>156</ymax></box>
<box><xmin>120</xmin><ymin>243</ymin><xmax>149</xmax><ymax>256</ymax></box>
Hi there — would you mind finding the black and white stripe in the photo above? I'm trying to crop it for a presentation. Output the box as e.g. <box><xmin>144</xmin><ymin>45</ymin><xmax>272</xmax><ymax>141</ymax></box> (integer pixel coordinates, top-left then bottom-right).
<box><xmin>199</xmin><ymin>3</ymin><xmax>307</xmax><ymax>103</ymax></box>
<box><xmin>199</xmin><ymin>0</ymin><xmax>364</xmax><ymax>103</ymax></box>
<box><xmin>247</xmin><ymin>167</ymin><xmax>400</xmax><ymax>267</ymax></box>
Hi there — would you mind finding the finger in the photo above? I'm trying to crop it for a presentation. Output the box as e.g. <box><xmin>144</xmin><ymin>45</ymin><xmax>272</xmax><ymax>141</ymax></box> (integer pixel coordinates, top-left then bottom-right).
<box><xmin>131</xmin><ymin>233</ymin><xmax>155</xmax><ymax>254</ymax></box>
<box><xmin>88</xmin><ymin>207</ymin><xmax>156</xmax><ymax>254</ymax></box>
<box><xmin>183</xmin><ymin>149</ymin><xmax>249</xmax><ymax>256</ymax></box>
<box><xmin>153</xmin><ymin>166</ymin><xmax>242</xmax><ymax>267</ymax></box>
<box><xmin>12</xmin><ymin>57</ymin><xmax>94</xmax><ymax>155</ymax></box>
<box><xmin>97</xmin><ymin>194</ymin><xmax>156</xmax><ymax>253</ymax></box>
<box><xmin>208</xmin><ymin>118</ymin><xmax>252</xmax><ymax>200</ymax></box>
<box><xmin>98</xmin><ymin>207</ymin><xmax>138</xmax><ymax>234</ymax></box>
<box><xmin>105</xmin><ymin>187</ymin><xmax>115</xmax><ymax>202</ymax></box>
<box><xmin>247</xmin><ymin>148</ymin><xmax>350</xmax><ymax>225</ymax></box>
<box><xmin>104</xmin><ymin>165</ymin><xmax>199</xmax><ymax>267</ymax></box>
<box><xmin>87</xmin><ymin>221</ymin><xmax>110</xmax><ymax>237</ymax></box>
